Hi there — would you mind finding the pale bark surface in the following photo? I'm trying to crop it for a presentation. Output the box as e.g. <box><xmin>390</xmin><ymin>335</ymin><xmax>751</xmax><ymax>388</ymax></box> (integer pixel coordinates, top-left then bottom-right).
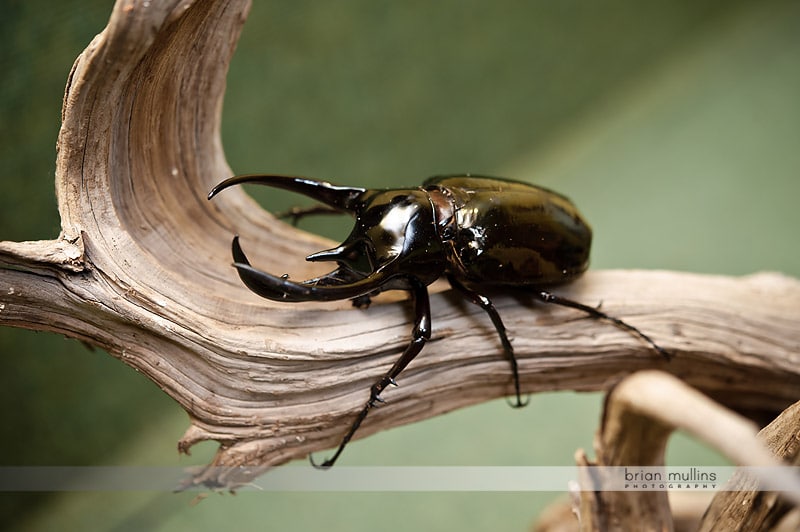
<box><xmin>537</xmin><ymin>374</ymin><xmax>800</xmax><ymax>531</ymax></box>
<box><xmin>1</xmin><ymin>4</ymin><xmax>798</xmax><ymax>523</ymax></box>
<box><xmin>571</xmin><ymin>372</ymin><xmax>800</xmax><ymax>531</ymax></box>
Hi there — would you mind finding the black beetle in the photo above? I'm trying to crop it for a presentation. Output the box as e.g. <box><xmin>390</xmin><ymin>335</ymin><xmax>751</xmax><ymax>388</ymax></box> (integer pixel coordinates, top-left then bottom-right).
<box><xmin>208</xmin><ymin>174</ymin><xmax>668</xmax><ymax>468</ymax></box>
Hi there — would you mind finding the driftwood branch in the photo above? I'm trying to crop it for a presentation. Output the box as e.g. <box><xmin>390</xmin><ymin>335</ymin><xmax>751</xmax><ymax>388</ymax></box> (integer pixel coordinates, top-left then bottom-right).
<box><xmin>571</xmin><ymin>371</ymin><xmax>800</xmax><ymax>531</ymax></box>
<box><xmin>699</xmin><ymin>398</ymin><xmax>800</xmax><ymax>531</ymax></box>
<box><xmin>1</xmin><ymin>0</ymin><xmax>799</xmax><ymax>496</ymax></box>
<box><xmin>536</xmin><ymin>373</ymin><xmax>800</xmax><ymax>531</ymax></box>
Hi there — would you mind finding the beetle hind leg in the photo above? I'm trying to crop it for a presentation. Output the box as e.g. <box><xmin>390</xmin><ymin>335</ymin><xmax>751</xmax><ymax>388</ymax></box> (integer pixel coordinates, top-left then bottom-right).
<box><xmin>535</xmin><ymin>291</ymin><xmax>670</xmax><ymax>360</ymax></box>
<box><xmin>447</xmin><ymin>276</ymin><xmax>529</xmax><ymax>408</ymax></box>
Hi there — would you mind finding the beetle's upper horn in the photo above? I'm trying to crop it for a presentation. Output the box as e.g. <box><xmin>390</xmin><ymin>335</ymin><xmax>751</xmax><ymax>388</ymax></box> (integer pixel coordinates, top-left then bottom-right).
<box><xmin>208</xmin><ymin>174</ymin><xmax>365</xmax><ymax>211</ymax></box>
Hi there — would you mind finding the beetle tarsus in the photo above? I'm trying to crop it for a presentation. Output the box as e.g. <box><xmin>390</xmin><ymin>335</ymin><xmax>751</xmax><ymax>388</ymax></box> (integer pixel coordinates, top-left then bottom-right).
<box><xmin>535</xmin><ymin>291</ymin><xmax>670</xmax><ymax>360</ymax></box>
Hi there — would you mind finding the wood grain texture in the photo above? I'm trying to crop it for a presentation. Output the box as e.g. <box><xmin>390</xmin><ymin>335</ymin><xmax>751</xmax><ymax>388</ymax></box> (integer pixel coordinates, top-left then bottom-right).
<box><xmin>1</xmin><ymin>0</ymin><xmax>798</xmax><ymax>495</ymax></box>
<box><xmin>698</xmin><ymin>400</ymin><xmax>800</xmax><ymax>531</ymax></box>
<box><xmin>542</xmin><ymin>374</ymin><xmax>800</xmax><ymax>531</ymax></box>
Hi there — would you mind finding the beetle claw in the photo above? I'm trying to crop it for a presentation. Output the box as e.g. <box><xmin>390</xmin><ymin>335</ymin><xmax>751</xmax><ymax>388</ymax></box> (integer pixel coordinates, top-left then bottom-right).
<box><xmin>506</xmin><ymin>395</ymin><xmax>531</xmax><ymax>409</ymax></box>
<box><xmin>309</xmin><ymin>454</ymin><xmax>333</xmax><ymax>470</ymax></box>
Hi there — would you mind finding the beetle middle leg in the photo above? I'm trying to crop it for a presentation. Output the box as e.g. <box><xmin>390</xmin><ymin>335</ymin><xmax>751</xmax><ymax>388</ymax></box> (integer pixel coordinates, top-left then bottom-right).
<box><xmin>447</xmin><ymin>275</ymin><xmax>528</xmax><ymax>408</ymax></box>
<box><xmin>311</xmin><ymin>278</ymin><xmax>432</xmax><ymax>469</ymax></box>
<box><xmin>534</xmin><ymin>291</ymin><xmax>670</xmax><ymax>360</ymax></box>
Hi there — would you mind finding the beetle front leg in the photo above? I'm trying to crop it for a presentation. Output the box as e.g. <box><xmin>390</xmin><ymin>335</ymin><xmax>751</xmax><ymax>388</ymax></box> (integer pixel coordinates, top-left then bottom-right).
<box><xmin>447</xmin><ymin>276</ymin><xmax>528</xmax><ymax>408</ymax></box>
<box><xmin>276</xmin><ymin>204</ymin><xmax>344</xmax><ymax>226</ymax></box>
<box><xmin>311</xmin><ymin>278</ymin><xmax>432</xmax><ymax>469</ymax></box>
<box><xmin>534</xmin><ymin>291</ymin><xmax>670</xmax><ymax>360</ymax></box>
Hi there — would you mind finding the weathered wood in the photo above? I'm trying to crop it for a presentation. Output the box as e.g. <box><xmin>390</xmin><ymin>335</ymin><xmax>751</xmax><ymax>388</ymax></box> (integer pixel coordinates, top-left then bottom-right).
<box><xmin>1</xmin><ymin>0</ymin><xmax>799</xmax><ymax>494</ymax></box>
<box><xmin>698</xmin><ymin>400</ymin><xmax>800</xmax><ymax>531</ymax></box>
<box><xmin>574</xmin><ymin>371</ymin><xmax>799</xmax><ymax>532</ymax></box>
<box><xmin>537</xmin><ymin>374</ymin><xmax>800</xmax><ymax>531</ymax></box>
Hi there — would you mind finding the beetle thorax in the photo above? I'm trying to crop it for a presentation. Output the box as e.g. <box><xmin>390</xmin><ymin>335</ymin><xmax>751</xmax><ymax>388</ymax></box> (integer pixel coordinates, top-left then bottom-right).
<box><xmin>424</xmin><ymin>186</ymin><xmax>458</xmax><ymax>240</ymax></box>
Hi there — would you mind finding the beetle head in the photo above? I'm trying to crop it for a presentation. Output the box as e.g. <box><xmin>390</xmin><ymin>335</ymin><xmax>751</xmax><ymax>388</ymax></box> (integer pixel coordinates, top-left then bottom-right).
<box><xmin>307</xmin><ymin>189</ymin><xmax>438</xmax><ymax>274</ymax></box>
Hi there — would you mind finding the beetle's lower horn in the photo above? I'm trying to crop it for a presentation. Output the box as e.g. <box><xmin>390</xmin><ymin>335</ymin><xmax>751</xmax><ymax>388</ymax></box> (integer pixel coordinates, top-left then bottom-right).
<box><xmin>231</xmin><ymin>236</ymin><xmax>389</xmax><ymax>302</ymax></box>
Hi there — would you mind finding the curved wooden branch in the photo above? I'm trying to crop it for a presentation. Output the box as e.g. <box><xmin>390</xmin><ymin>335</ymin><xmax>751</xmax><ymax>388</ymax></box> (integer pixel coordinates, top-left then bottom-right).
<box><xmin>573</xmin><ymin>371</ymin><xmax>800</xmax><ymax>531</ymax></box>
<box><xmin>538</xmin><ymin>373</ymin><xmax>800</xmax><ymax>531</ymax></box>
<box><xmin>1</xmin><ymin>0</ymin><xmax>799</xmax><ymax>489</ymax></box>
<box><xmin>698</xmin><ymin>399</ymin><xmax>800</xmax><ymax>531</ymax></box>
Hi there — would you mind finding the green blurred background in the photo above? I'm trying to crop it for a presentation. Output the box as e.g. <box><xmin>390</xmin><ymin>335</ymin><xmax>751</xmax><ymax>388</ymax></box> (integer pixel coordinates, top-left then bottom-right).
<box><xmin>2</xmin><ymin>0</ymin><xmax>799</xmax><ymax>530</ymax></box>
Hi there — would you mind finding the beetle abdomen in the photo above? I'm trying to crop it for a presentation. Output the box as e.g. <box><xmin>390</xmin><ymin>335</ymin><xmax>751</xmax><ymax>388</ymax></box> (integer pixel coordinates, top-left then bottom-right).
<box><xmin>428</xmin><ymin>176</ymin><xmax>592</xmax><ymax>286</ymax></box>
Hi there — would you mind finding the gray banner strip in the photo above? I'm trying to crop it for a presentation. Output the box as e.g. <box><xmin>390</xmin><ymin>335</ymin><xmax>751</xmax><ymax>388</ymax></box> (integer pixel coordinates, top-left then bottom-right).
<box><xmin>0</xmin><ymin>466</ymin><xmax>797</xmax><ymax>493</ymax></box>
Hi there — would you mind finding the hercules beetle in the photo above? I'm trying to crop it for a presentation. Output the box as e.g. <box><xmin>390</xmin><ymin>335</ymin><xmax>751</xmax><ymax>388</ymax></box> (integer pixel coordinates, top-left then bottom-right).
<box><xmin>208</xmin><ymin>174</ymin><xmax>668</xmax><ymax>468</ymax></box>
